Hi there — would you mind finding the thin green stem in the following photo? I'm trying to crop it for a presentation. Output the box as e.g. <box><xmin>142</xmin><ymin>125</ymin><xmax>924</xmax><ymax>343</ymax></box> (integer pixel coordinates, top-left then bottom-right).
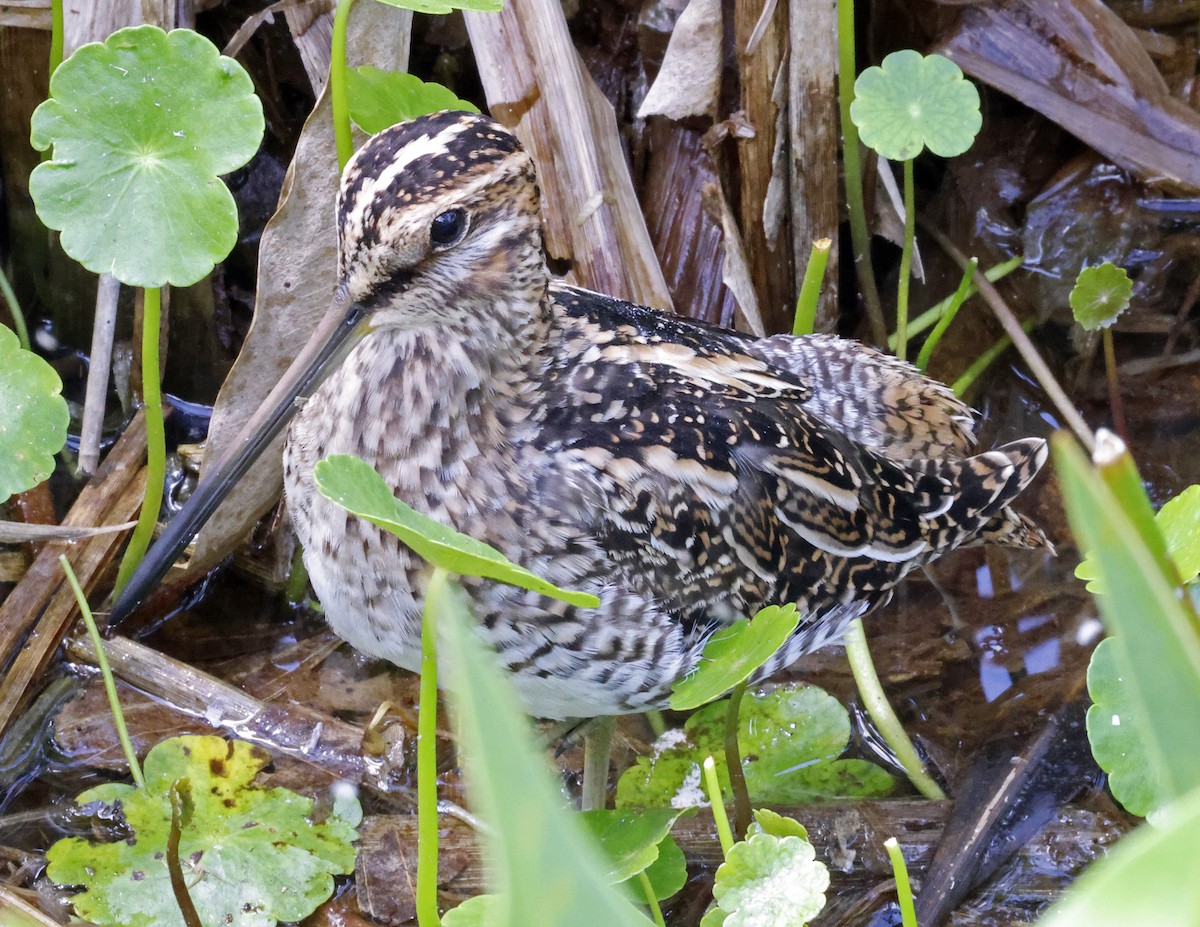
<box><xmin>793</xmin><ymin>238</ymin><xmax>832</xmax><ymax>336</ymax></box>
<box><xmin>331</xmin><ymin>0</ymin><xmax>356</xmax><ymax>170</ymax></box>
<box><xmin>894</xmin><ymin>158</ymin><xmax>916</xmax><ymax>361</ymax></box>
<box><xmin>49</xmin><ymin>0</ymin><xmax>64</xmax><ymax>76</ymax></box>
<box><xmin>924</xmin><ymin>223</ymin><xmax>1095</xmax><ymax>450</ymax></box>
<box><xmin>950</xmin><ymin>318</ymin><xmax>1036</xmax><ymax>399</ymax></box>
<box><xmin>844</xmin><ymin>618</ymin><xmax>945</xmax><ymax>800</ymax></box>
<box><xmin>916</xmin><ymin>257</ymin><xmax>977</xmax><ymax>372</ymax></box>
<box><xmin>284</xmin><ymin>543</ymin><xmax>310</xmax><ymax>606</ymax></box>
<box><xmin>60</xmin><ymin>555</ymin><xmax>145</xmax><ymax>787</ymax></box>
<box><xmin>884</xmin><ymin>837</ymin><xmax>919</xmax><ymax>927</ymax></box>
<box><xmin>581</xmin><ymin>715</ymin><xmax>615</xmax><ymax>811</ymax></box>
<box><xmin>0</xmin><ymin>264</ymin><xmax>30</xmax><ymax>351</ymax></box>
<box><xmin>1101</xmin><ymin>328</ymin><xmax>1128</xmax><ymax>440</ymax></box>
<box><xmin>702</xmin><ymin>756</ymin><xmax>735</xmax><ymax>857</ymax></box>
<box><xmin>836</xmin><ymin>0</ymin><xmax>886</xmax><ymax>346</ymax></box>
<box><xmin>890</xmin><ymin>256</ymin><xmax>1023</xmax><ymax>350</ymax></box>
<box><xmin>417</xmin><ymin>567</ymin><xmax>446</xmax><ymax>927</ymax></box>
<box><xmin>114</xmin><ymin>287</ymin><xmax>166</xmax><ymax>596</ymax></box>
<box><xmin>723</xmin><ymin>681</ymin><xmax>751</xmax><ymax>840</ymax></box>
<box><xmin>638</xmin><ymin>870</ymin><xmax>666</xmax><ymax>927</ymax></box>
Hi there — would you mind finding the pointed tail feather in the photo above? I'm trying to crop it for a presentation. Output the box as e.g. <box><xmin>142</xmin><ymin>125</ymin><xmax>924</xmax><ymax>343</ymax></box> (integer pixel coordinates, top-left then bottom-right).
<box><xmin>940</xmin><ymin>437</ymin><xmax>1047</xmax><ymax>524</ymax></box>
<box><xmin>972</xmin><ymin>508</ymin><xmax>1054</xmax><ymax>552</ymax></box>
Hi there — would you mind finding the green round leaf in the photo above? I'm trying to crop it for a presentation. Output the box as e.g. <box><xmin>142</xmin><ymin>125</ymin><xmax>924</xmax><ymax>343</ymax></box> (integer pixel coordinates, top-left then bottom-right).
<box><xmin>1155</xmin><ymin>485</ymin><xmax>1200</xmax><ymax>583</ymax></box>
<box><xmin>670</xmin><ymin>604</ymin><xmax>801</xmax><ymax>710</ymax></box>
<box><xmin>712</xmin><ymin>832</ymin><xmax>829</xmax><ymax>927</ymax></box>
<box><xmin>29</xmin><ymin>25</ymin><xmax>265</xmax><ymax>287</ymax></box>
<box><xmin>850</xmin><ymin>50</ymin><xmax>981</xmax><ymax>160</ymax></box>
<box><xmin>46</xmin><ymin>735</ymin><xmax>360</xmax><ymax>927</ymax></box>
<box><xmin>702</xmin><ymin>687</ymin><xmax>893</xmax><ymax>804</ymax></box>
<box><xmin>640</xmin><ymin>834</ymin><xmax>688</xmax><ymax>902</ymax></box>
<box><xmin>690</xmin><ymin>685</ymin><xmax>849</xmax><ymax>766</ymax></box>
<box><xmin>616</xmin><ymin>747</ymin><xmax>706</xmax><ymax>809</ymax></box>
<box><xmin>1070</xmin><ymin>262</ymin><xmax>1133</xmax><ymax>332</ymax></box>
<box><xmin>348</xmin><ymin>67</ymin><xmax>478</xmax><ymax>135</ymax></box>
<box><xmin>581</xmin><ymin>808</ymin><xmax>687</xmax><ymax>883</ymax></box>
<box><xmin>616</xmin><ymin>684</ymin><xmax>894</xmax><ymax>808</ymax></box>
<box><xmin>314</xmin><ymin>454</ymin><xmax>599</xmax><ymax>607</ymax></box>
<box><xmin>0</xmin><ymin>325</ymin><xmax>69</xmax><ymax>503</ymax></box>
<box><xmin>1086</xmin><ymin>637</ymin><xmax>1163</xmax><ymax>817</ymax></box>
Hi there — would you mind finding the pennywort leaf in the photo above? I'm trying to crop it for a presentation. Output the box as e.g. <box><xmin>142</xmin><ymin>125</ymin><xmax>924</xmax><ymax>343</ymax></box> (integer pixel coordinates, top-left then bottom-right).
<box><xmin>1070</xmin><ymin>262</ymin><xmax>1133</xmax><ymax>332</ymax></box>
<box><xmin>29</xmin><ymin>26</ymin><xmax>264</xmax><ymax>287</ymax></box>
<box><xmin>46</xmin><ymin>736</ymin><xmax>360</xmax><ymax>927</ymax></box>
<box><xmin>850</xmin><ymin>50</ymin><xmax>981</xmax><ymax>161</ymax></box>
<box><xmin>711</xmin><ymin>832</ymin><xmax>828</xmax><ymax>927</ymax></box>
<box><xmin>0</xmin><ymin>326</ymin><xmax>68</xmax><ymax>503</ymax></box>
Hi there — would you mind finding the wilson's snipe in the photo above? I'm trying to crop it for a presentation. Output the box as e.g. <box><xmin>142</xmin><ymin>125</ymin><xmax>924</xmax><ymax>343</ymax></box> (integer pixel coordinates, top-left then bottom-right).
<box><xmin>112</xmin><ymin>111</ymin><xmax>1048</xmax><ymax>722</ymax></box>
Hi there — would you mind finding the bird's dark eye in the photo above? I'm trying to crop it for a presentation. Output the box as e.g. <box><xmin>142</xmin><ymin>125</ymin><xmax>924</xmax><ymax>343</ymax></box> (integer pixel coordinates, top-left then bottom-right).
<box><xmin>429</xmin><ymin>209</ymin><xmax>467</xmax><ymax>248</ymax></box>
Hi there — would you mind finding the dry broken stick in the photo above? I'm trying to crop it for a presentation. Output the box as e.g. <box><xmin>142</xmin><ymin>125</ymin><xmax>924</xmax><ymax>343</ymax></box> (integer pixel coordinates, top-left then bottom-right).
<box><xmin>64</xmin><ymin>631</ymin><xmax>381</xmax><ymax>788</ymax></box>
<box><xmin>0</xmin><ymin>411</ymin><xmax>146</xmax><ymax>741</ymax></box>
<box><xmin>939</xmin><ymin>0</ymin><xmax>1200</xmax><ymax>194</ymax></box>
<box><xmin>465</xmin><ymin>0</ymin><xmax>672</xmax><ymax>310</ymax></box>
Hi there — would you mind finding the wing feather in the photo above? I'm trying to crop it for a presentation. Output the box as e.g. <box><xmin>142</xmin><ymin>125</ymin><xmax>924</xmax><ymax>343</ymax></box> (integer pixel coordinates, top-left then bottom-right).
<box><xmin>536</xmin><ymin>285</ymin><xmax>1045</xmax><ymax>638</ymax></box>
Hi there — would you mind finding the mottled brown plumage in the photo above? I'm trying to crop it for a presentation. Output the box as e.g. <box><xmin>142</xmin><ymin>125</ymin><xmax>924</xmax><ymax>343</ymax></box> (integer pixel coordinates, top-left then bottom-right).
<box><xmin>282</xmin><ymin>111</ymin><xmax>1048</xmax><ymax>720</ymax></box>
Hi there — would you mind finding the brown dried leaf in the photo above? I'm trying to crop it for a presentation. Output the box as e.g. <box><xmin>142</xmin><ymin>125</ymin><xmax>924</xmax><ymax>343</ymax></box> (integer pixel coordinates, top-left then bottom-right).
<box><xmin>637</xmin><ymin>0</ymin><xmax>722</xmax><ymax>121</ymax></box>
<box><xmin>702</xmin><ymin>182</ymin><xmax>766</xmax><ymax>336</ymax></box>
<box><xmin>183</xmin><ymin>3</ymin><xmax>410</xmax><ymax>578</ymax></box>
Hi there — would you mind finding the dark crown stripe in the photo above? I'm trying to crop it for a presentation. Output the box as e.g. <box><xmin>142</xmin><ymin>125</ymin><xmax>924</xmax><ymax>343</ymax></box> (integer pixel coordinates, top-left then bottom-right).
<box><xmin>340</xmin><ymin>111</ymin><xmax>521</xmax><ymax>220</ymax></box>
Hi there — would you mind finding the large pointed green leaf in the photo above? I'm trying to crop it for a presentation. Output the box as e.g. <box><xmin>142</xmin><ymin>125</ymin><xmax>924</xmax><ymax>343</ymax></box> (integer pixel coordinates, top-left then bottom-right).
<box><xmin>314</xmin><ymin>454</ymin><xmax>598</xmax><ymax>607</ymax></box>
<box><xmin>435</xmin><ymin>579</ymin><xmax>653</xmax><ymax>927</ymax></box>
<box><xmin>1054</xmin><ymin>432</ymin><xmax>1200</xmax><ymax>807</ymax></box>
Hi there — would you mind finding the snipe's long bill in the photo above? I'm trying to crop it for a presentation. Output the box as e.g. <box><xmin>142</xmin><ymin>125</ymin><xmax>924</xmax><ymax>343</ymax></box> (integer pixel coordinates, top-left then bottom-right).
<box><xmin>109</xmin><ymin>110</ymin><xmax>1049</xmax><ymax>721</ymax></box>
